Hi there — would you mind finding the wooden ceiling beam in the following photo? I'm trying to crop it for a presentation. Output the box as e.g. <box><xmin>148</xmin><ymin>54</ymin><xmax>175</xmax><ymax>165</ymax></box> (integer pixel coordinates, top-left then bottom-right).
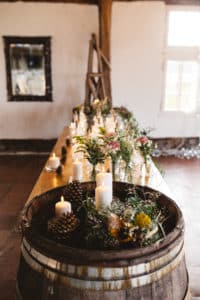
<box><xmin>0</xmin><ymin>0</ymin><xmax>98</xmax><ymax>3</ymax></box>
<box><xmin>117</xmin><ymin>0</ymin><xmax>200</xmax><ymax>4</ymax></box>
<box><xmin>1</xmin><ymin>0</ymin><xmax>200</xmax><ymax>4</ymax></box>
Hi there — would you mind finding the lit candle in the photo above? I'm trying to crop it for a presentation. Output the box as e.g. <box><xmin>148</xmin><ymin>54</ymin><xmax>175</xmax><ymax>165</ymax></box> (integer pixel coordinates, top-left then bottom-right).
<box><xmin>48</xmin><ymin>153</ymin><xmax>60</xmax><ymax>170</ymax></box>
<box><xmin>95</xmin><ymin>183</ymin><xmax>112</xmax><ymax>210</ymax></box>
<box><xmin>72</xmin><ymin>159</ymin><xmax>82</xmax><ymax>181</ymax></box>
<box><xmin>96</xmin><ymin>171</ymin><xmax>112</xmax><ymax>187</ymax></box>
<box><xmin>55</xmin><ymin>196</ymin><xmax>71</xmax><ymax>218</ymax></box>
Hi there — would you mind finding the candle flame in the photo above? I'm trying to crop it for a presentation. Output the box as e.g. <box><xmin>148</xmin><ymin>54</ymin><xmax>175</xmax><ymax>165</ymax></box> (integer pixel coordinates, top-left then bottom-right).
<box><xmin>52</xmin><ymin>152</ymin><xmax>55</xmax><ymax>158</ymax></box>
<box><xmin>61</xmin><ymin>196</ymin><xmax>65</xmax><ymax>202</ymax></box>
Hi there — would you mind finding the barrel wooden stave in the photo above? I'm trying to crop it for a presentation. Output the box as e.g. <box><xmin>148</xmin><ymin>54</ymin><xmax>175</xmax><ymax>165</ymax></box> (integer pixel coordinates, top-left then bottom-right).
<box><xmin>17</xmin><ymin>255</ymin><xmax>188</xmax><ymax>300</ymax></box>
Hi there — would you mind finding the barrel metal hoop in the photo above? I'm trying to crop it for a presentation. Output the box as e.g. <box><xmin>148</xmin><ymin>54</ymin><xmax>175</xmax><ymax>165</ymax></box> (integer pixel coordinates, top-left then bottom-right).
<box><xmin>21</xmin><ymin>237</ymin><xmax>185</xmax><ymax>290</ymax></box>
<box><xmin>22</xmin><ymin>237</ymin><xmax>184</xmax><ymax>280</ymax></box>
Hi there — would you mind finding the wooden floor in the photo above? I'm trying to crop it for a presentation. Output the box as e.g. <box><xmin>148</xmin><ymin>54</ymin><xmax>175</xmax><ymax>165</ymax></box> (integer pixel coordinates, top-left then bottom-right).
<box><xmin>0</xmin><ymin>155</ymin><xmax>199</xmax><ymax>299</ymax></box>
<box><xmin>0</xmin><ymin>155</ymin><xmax>48</xmax><ymax>300</ymax></box>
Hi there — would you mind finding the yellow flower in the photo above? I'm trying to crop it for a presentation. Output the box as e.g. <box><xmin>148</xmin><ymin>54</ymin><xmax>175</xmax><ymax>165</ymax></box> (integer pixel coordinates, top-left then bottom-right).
<box><xmin>135</xmin><ymin>212</ymin><xmax>151</xmax><ymax>228</ymax></box>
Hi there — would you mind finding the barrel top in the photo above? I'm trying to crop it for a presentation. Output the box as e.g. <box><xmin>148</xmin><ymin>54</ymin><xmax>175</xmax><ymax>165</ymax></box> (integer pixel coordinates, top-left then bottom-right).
<box><xmin>21</xmin><ymin>182</ymin><xmax>184</xmax><ymax>266</ymax></box>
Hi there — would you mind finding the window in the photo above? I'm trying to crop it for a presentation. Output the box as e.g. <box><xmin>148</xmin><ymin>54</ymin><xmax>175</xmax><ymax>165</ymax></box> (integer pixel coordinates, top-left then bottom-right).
<box><xmin>163</xmin><ymin>9</ymin><xmax>200</xmax><ymax>113</ymax></box>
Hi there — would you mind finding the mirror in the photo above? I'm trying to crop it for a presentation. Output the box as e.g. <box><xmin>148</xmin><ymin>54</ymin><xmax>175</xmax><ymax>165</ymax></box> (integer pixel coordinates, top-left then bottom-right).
<box><xmin>3</xmin><ymin>36</ymin><xmax>52</xmax><ymax>101</ymax></box>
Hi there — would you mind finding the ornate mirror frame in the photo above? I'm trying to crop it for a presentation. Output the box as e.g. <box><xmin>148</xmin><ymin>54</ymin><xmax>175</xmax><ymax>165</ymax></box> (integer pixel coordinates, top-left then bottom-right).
<box><xmin>3</xmin><ymin>36</ymin><xmax>52</xmax><ymax>102</ymax></box>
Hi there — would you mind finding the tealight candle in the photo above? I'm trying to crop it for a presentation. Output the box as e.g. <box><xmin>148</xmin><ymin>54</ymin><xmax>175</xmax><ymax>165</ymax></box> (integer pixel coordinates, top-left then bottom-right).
<box><xmin>55</xmin><ymin>196</ymin><xmax>72</xmax><ymax>218</ymax></box>
<box><xmin>95</xmin><ymin>184</ymin><xmax>112</xmax><ymax>210</ymax></box>
<box><xmin>48</xmin><ymin>153</ymin><xmax>60</xmax><ymax>170</ymax></box>
<box><xmin>96</xmin><ymin>172</ymin><xmax>112</xmax><ymax>187</ymax></box>
<box><xmin>72</xmin><ymin>159</ymin><xmax>82</xmax><ymax>181</ymax></box>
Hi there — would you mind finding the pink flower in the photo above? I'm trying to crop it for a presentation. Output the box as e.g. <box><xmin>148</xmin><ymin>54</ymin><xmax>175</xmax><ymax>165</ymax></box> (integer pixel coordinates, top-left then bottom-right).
<box><xmin>137</xmin><ymin>136</ymin><xmax>149</xmax><ymax>145</ymax></box>
<box><xmin>108</xmin><ymin>141</ymin><xmax>120</xmax><ymax>151</ymax></box>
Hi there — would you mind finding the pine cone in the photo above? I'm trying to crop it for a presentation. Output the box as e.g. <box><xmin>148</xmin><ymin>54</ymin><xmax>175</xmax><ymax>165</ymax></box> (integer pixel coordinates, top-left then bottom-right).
<box><xmin>63</xmin><ymin>181</ymin><xmax>83</xmax><ymax>212</ymax></box>
<box><xmin>48</xmin><ymin>212</ymin><xmax>79</xmax><ymax>242</ymax></box>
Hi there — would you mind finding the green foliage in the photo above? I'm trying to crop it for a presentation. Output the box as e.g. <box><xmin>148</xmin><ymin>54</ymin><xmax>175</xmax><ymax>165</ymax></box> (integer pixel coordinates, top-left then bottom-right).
<box><xmin>114</xmin><ymin>106</ymin><xmax>133</xmax><ymax>120</ymax></box>
<box><xmin>92</xmin><ymin>98</ymin><xmax>112</xmax><ymax>117</ymax></box>
<box><xmin>120</xmin><ymin>139</ymin><xmax>133</xmax><ymax>166</ymax></box>
<box><xmin>136</xmin><ymin>136</ymin><xmax>153</xmax><ymax>163</ymax></box>
<box><xmin>75</xmin><ymin>136</ymin><xmax>105</xmax><ymax>166</ymax></box>
<box><xmin>79</xmin><ymin>189</ymin><xmax>168</xmax><ymax>250</ymax></box>
<box><xmin>83</xmin><ymin>197</ymin><xmax>119</xmax><ymax>249</ymax></box>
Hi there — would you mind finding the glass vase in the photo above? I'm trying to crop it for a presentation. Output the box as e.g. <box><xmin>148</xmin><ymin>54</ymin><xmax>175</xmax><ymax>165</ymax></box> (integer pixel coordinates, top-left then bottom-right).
<box><xmin>91</xmin><ymin>164</ymin><xmax>97</xmax><ymax>181</ymax></box>
<box><xmin>124</xmin><ymin>164</ymin><xmax>133</xmax><ymax>183</ymax></box>
<box><xmin>112</xmin><ymin>161</ymin><xmax>116</xmax><ymax>182</ymax></box>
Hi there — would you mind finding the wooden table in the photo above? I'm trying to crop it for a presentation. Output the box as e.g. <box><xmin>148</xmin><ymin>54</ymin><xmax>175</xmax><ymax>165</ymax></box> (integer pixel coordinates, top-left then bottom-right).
<box><xmin>27</xmin><ymin>127</ymin><xmax>72</xmax><ymax>203</ymax></box>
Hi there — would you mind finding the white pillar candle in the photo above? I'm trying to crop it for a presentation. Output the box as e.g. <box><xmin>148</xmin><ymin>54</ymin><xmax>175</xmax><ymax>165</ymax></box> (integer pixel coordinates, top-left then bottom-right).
<box><xmin>140</xmin><ymin>163</ymin><xmax>146</xmax><ymax>186</ymax></box>
<box><xmin>95</xmin><ymin>184</ymin><xmax>112</xmax><ymax>210</ymax></box>
<box><xmin>48</xmin><ymin>153</ymin><xmax>60</xmax><ymax>169</ymax></box>
<box><xmin>55</xmin><ymin>196</ymin><xmax>72</xmax><ymax>218</ymax></box>
<box><xmin>72</xmin><ymin>159</ymin><xmax>82</xmax><ymax>181</ymax></box>
<box><xmin>96</xmin><ymin>172</ymin><xmax>112</xmax><ymax>187</ymax></box>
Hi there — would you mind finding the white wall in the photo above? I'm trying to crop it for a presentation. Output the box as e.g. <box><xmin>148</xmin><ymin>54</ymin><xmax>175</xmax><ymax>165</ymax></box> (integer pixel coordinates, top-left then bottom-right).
<box><xmin>0</xmin><ymin>3</ymin><xmax>98</xmax><ymax>139</ymax></box>
<box><xmin>112</xmin><ymin>1</ymin><xmax>200</xmax><ymax>138</ymax></box>
<box><xmin>0</xmin><ymin>1</ymin><xmax>199</xmax><ymax>139</ymax></box>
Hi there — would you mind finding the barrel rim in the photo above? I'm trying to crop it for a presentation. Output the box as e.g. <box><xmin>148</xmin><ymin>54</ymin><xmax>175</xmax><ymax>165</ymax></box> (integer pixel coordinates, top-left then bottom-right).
<box><xmin>21</xmin><ymin>182</ymin><xmax>184</xmax><ymax>265</ymax></box>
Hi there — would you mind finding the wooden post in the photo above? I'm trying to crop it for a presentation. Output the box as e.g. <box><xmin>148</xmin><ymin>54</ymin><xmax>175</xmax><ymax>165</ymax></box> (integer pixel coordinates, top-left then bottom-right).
<box><xmin>98</xmin><ymin>0</ymin><xmax>112</xmax><ymax>104</ymax></box>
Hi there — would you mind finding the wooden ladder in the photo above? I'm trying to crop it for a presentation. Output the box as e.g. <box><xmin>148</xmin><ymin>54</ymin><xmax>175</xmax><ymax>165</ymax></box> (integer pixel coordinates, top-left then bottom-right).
<box><xmin>84</xmin><ymin>33</ymin><xmax>111</xmax><ymax>108</ymax></box>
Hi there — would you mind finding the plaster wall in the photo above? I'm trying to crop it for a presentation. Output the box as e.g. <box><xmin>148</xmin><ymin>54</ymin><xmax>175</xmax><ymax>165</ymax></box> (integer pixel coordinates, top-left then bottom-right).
<box><xmin>112</xmin><ymin>1</ymin><xmax>200</xmax><ymax>137</ymax></box>
<box><xmin>0</xmin><ymin>1</ymin><xmax>199</xmax><ymax>138</ymax></box>
<box><xmin>0</xmin><ymin>3</ymin><xmax>98</xmax><ymax>138</ymax></box>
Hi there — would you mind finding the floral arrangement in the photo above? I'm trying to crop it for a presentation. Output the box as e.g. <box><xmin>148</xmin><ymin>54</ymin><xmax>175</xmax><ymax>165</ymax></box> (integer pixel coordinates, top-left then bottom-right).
<box><xmin>75</xmin><ymin>126</ymin><xmax>149</xmax><ymax>181</ymax></box>
<box><xmin>84</xmin><ymin>188</ymin><xmax>168</xmax><ymax>249</ymax></box>
<box><xmin>120</xmin><ymin>138</ymin><xmax>134</xmax><ymax>169</ymax></box>
<box><xmin>99</xmin><ymin>127</ymin><xmax>134</xmax><ymax>180</ymax></box>
<box><xmin>114</xmin><ymin>106</ymin><xmax>139</xmax><ymax>136</ymax></box>
<box><xmin>74</xmin><ymin>136</ymin><xmax>105</xmax><ymax>179</ymax></box>
<box><xmin>136</xmin><ymin>135</ymin><xmax>153</xmax><ymax>163</ymax></box>
<box><xmin>47</xmin><ymin>183</ymin><xmax>168</xmax><ymax>250</ymax></box>
<box><xmin>114</xmin><ymin>106</ymin><xmax>133</xmax><ymax>121</ymax></box>
<box><xmin>99</xmin><ymin>128</ymin><xmax>121</xmax><ymax>162</ymax></box>
<box><xmin>92</xmin><ymin>98</ymin><xmax>112</xmax><ymax>116</ymax></box>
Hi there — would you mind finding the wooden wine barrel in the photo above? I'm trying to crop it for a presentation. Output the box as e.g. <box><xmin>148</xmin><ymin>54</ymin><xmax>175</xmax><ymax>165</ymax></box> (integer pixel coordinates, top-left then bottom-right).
<box><xmin>16</xmin><ymin>182</ymin><xmax>190</xmax><ymax>300</ymax></box>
